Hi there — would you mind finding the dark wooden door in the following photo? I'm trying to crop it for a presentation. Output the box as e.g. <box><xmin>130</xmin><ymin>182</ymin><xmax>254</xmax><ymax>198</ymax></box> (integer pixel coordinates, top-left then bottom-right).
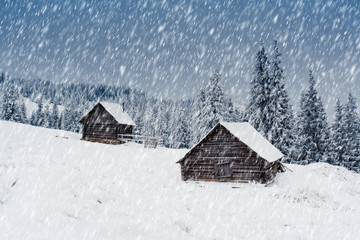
<box><xmin>215</xmin><ymin>161</ymin><xmax>232</xmax><ymax>178</ymax></box>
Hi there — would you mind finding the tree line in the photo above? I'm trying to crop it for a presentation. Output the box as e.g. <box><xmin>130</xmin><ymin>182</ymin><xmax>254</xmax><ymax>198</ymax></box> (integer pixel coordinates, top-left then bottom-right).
<box><xmin>186</xmin><ymin>40</ymin><xmax>359</xmax><ymax>172</ymax></box>
<box><xmin>0</xmin><ymin>40</ymin><xmax>359</xmax><ymax>173</ymax></box>
<box><xmin>245</xmin><ymin>40</ymin><xmax>359</xmax><ymax>172</ymax></box>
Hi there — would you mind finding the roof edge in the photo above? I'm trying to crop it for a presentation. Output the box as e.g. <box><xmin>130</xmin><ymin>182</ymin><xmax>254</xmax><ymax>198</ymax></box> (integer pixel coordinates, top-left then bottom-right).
<box><xmin>220</xmin><ymin>122</ymin><xmax>284</xmax><ymax>162</ymax></box>
<box><xmin>178</xmin><ymin>122</ymin><xmax>284</xmax><ymax>164</ymax></box>
<box><xmin>176</xmin><ymin>123</ymin><xmax>222</xmax><ymax>164</ymax></box>
<box><xmin>99</xmin><ymin>102</ymin><xmax>136</xmax><ymax>126</ymax></box>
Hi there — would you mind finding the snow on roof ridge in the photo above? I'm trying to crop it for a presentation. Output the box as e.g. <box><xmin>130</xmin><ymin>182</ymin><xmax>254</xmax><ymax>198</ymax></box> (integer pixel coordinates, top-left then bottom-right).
<box><xmin>99</xmin><ymin>101</ymin><xmax>136</xmax><ymax>126</ymax></box>
<box><xmin>220</xmin><ymin>121</ymin><xmax>283</xmax><ymax>162</ymax></box>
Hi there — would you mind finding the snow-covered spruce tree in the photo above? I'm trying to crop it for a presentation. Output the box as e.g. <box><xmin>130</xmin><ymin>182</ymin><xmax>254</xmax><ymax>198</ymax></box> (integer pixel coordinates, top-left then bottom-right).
<box><xmin>43</xmin><ymin>104</ymin><xmax>51</xmax><ymax>128</ymax></box>
<box><xmin>57</xmin><ymin>112</ymin><xmax>63</xmax><ymax>130</ymax></box>
<box><xmin>223</xmin><ymin>98</ymin><xmax>237</xmax><ymax>122</ymax></box>
<box><xmin>30</xmin><ymin>111</ymin><xmax>37</xmax><ymax>126</ymax></box>
<box><xmin>342</xmin><ymin>93</ymin><xmax>360</xmax><ymax>171</ymax></box>
<box><xmin>142</xmin><ymin>98</ymin><xmax>157</xmax><ymax>137</ymax></box>
<box><xmin>246</xmin><ymin>41</ymin><xmax>270</xmax><ymax>136</ymax></box>
<box><xmin>206</xmin><ymin>68</ymin><xmax>227</xmax><ymax>128</ymax></box>
<box><xmin>130</xmin><ymin>92</ymin><xmax>147</xmax><ymax>135</ymax></box>
<box><xmin>169</xmin><ymin>103</ymin><xmax>191</xmax><ymax>148</ymax></box>
<box><xmin>61</xmin><ymin>105</ymin><xmax>71</xmax><ymax>131</ymax></box>
<box><xmin>266</xmin><ymin>40</ymin><xmax>295</xmax><ymax>162</ymax></box>
<box><xmin>62</xmin><ymin>105</ymin><xmax>81</xmax><ymax>133</ymax></box>
<box><xmin>175</xmin><ymin>119</ymin><xmax>191</xmax><ymax>148</ymax></box>
<box><xmin>1</xmin><ymin>81</ymin><xmax>20</xmax><ymax>122</ymax></box>
<box><xmin>49</xmin><ymin>103</ymin><xmax>59</xmax><ymax>129</ymax></box>
<box><xmin>329</xmin><ymin>99</ymin><xmax>345</xmax><ymax>166</ymax></box>
<box><xmin>293</xmin><ymin>93</ymin><xmax>309</xmax><ymax>163</ymax></box>
<box><xmin>191</xmin><ymin>80</ymin><xmax>208</xmax><ymax>146</ymax></box>
<box><xmin>245</xmin><ymin>40</ymin><xmax>295</xmax><ymax>161</ymax></box>
<box><xmin>19</xmin><ymin>101</ymin><xmax>28</xmax><ymax>124</ymax></box>
<box><xmin>191</xmin><ymin>67</ymin><xmax>227</xmax><ymax>146</ymax></box>
<box><xmin>293</xmin><ymin>70</ymin><xmax>330</xmax><ymax>164</ymax></box>
<box><xmin>71</xmin><ymin>106</ymin><xmax>82</xmax><ymax>133</ymax></box>
<box><xmin>154</xmin><ymin>100</ymin><xmax>171</xmax><ymax>146</ymax></box>
<box><xmin>35</xmin><ymin>100</ymin><xmax>45</xmax><ymax>127</ymax></box>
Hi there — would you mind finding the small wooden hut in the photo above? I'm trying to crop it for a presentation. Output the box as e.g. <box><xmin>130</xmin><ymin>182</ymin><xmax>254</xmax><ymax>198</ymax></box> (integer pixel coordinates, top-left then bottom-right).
<box><xmin>79</xmin><ymin>102</ymin><xmax>136</xmax><ymax>143</ymax></box>
<box><xmin>177</xmin><ymin>122</ymin><xmax>285</xmax><ymax>184</ymax></box>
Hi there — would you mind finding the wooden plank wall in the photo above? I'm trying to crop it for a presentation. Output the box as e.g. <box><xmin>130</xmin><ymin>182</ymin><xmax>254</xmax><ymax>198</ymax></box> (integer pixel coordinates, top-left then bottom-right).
<box><xmin>81</xmin><ymin>105</ymin><xmax>132</xmax><ymax>141</ymax></box>
<box><xmin>181</xmin><ymin>125</ymin><xmax>275</xmax><ymax>183</ymax></box>
<box><xmin>263</xmin><ymin>161</ymin><xmax>280</xmax><ymax>183</ymax></box>
<box><xmin>83</xmin><ymin>123</ymin><xmax>118</xmax><ymax>140</ymax></box>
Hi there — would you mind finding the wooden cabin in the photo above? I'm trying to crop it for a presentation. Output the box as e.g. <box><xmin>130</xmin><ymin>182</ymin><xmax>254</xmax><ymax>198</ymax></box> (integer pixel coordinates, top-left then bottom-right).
<box><xmin>79</xmin><ymin>102</ymin><xmax>136</xmax><ymax>143</ymax></box>
<box><xmin>177</xmin><ymin>122</ymin><xmax>285</xmax><ymax>184</ymax></box>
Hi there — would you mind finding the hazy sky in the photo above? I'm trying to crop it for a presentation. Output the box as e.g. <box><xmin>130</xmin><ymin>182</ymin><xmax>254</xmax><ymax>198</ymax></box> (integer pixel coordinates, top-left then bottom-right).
<box><xmin>1</xmin><ymin>0</ymin><xmax>359</xmax><ymax>116</ymax></box>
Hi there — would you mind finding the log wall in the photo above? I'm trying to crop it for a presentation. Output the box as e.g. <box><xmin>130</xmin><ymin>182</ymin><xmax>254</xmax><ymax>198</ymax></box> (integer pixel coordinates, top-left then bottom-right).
<box><xmin>180</xmin><ymin>124</ymin><xmax>279</xmax><ymax>183</ymax></box>
<box><xmin>81</xmin><ymin>104</ymin><xmax>133</xmax><ymax>141</ymax></box>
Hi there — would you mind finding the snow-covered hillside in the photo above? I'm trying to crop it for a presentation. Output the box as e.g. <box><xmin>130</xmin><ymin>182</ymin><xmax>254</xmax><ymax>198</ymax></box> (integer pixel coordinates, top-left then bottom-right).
<box><xmin>19</xmin><ymin>96</ymin><xmax>65</xmax><ymax>118</ymax></box>
<box><xmin>0</xmin><ymin>121</ymin><xmax>359</xmax><ymax>240</ymax></box>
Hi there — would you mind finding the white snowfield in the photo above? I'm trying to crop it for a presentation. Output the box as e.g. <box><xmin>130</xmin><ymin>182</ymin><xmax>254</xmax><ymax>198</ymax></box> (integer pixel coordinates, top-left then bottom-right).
<box><xmin>0</xmin><ymin>121</ymin><xmax>359</xmax><ymax>240</ymax></box>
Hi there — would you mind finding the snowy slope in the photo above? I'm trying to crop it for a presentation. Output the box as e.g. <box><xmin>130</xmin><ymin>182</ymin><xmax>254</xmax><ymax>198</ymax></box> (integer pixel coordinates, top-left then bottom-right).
<box><xmin>0</xmin><ymin>121</ymin><xmax>359</xmax><ymax>240</ymax></box>
<box><xmin>19</xmin><ymin>96</ymin><xmax>65</xmax><ymax>118</ymax></box>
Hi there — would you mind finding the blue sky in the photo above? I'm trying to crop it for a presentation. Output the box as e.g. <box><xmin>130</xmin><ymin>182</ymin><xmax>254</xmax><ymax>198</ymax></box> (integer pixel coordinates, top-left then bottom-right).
<box><xmin>1</xmin><ymin>0</ymin><xmax>359</xmax><ymax>116</ymax></box>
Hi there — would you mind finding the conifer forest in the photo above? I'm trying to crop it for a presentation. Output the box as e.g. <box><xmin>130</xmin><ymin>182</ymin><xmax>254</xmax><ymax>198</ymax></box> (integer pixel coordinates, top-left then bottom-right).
<box><xmin>1</xmin><ymin>38</ymin><xmax>359</xmax><ymax>173</ymax></box>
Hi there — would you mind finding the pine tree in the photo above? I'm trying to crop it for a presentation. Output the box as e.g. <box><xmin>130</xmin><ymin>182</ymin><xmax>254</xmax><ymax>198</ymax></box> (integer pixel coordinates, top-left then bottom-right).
<box><xmin>174</xmin><ymin>116</ymin><xmax>191</xmax><ymax>148</ymax></box>
<box><xmin>63</xmin><ymin>105</ymin><xmax>81</xmax><ymax>133</ymax></box>
<box><xmin>245</xmin><ymin>40</ymin><xmax>295</xmax><ymax>161</ymax></box>
<box><xmin>191</xmin><ymin>67</ymin><xmax>228</xmax><ymax>146</ymax></box>
<box><xmin>223</xmin><ymin>98</ymin><xmax>235</xmax><ymax>122</ymax></box>
<box><xmin>35</xmin><ymin>100</ymin><xmax>45</xmax><ymax>127</ymax></box>
<box><xmin>246</xmin><ymin>41</ymin><xmax>270</xmax><ymax>136</ymax></box>
<box><xmin>329</xmin><ymin>99</ymin><xmax>345</xmax><ymax>166</ymax></box>
<box><xmin>57</xmin><ymin>112</ymin><xmax>64</xmax><ymax>130</ymax></box>
<box><xmin>293</xmin><ymin>70</ymin><xmax>330</xmax><ymax>164</ymax></box>
<box><xmin>142</xmin><ymin>99</ymin><xmax>156</xmax><ymax>137</ymax></box>
<box><xmin>267</xmin><ymin>40</ymin><xmax>295</xmax><ymax>162</ymax></box>
<box><xmin>20</xmin><ymin>102</ymin><xmax>28</xmax><ymax>123</ymax></box>
<box><xmin>169</xmin><ymin>104</ymin><xmax>191</xmax><ymax>148</ymax></box>
<box><xmin>205</xmin><ymin>68</ymin><xmax>226</xmax><ymax>129</ymax></box>
<box><xmin>342</xmin><ymin>93</ymin><xmax>360</xmax><ymax>171</ymax></box>
<box><xmin>30</xmin><ymin>111</ymin><xmax>37</xmax><ymax>126</ymax></box>
<box><xmin>191</xmin><ymin>80</ymin><xmax>208</xmax><ymax>146</ymax></box>
<box><xmin>154</xmin><ymin>100</ymin><xmax>171</xmax><ymax>146</ymax></box>
<box><xmin>62</xmin><ymin>108</ymin><xmax>73</xmax><ymax>131</ymax></box>
<box><xmin>43</xmin><ymin>104</ymin><xmax>51</xmax><ymax>128</ymax></box>
<box><xmin>1</xmin><ymin>81</ymin><xmax>19</xmax><ymax>121</ymax></box>
<box><xmin>50</xmin><ymin>103</ymin><xmax>59</xmax><ymax>129</ymax></box>
<box><xmin>293</xmin><ymin>93</ymin><xmax>309</xmax><ymax>163</ymax></box>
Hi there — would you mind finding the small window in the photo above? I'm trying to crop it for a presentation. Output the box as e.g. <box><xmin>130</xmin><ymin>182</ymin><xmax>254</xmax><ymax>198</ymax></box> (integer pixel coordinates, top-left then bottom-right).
<box><xmin>215</xmin><ymin>161</ymin><xmax>232</xmax><ymax>178</ymax></box>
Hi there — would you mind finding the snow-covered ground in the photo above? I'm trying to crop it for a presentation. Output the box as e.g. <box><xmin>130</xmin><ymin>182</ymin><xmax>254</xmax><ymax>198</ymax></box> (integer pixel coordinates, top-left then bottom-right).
<box><xmin>0</xmin><ymin>121</ymin><xmax>359</xmax><ymax>240</ymax></box>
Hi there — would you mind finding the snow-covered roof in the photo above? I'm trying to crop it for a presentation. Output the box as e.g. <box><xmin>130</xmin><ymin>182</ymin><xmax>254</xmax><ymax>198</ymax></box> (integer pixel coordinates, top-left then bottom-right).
<box><xmin>99</xmin><ymin>102</ymin><xmax>136</xmax><ymax>126</ymax></box>
<box><xmin>220</xmin><ymin>122</ymin><xmax>283</xmax><ymax>162</ymax></box>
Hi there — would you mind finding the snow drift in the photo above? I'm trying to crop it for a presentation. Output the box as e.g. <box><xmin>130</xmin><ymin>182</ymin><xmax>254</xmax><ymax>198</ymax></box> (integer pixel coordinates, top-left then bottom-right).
<box><xmin>0</xmin><ymin>121</ymin><xmax>359</xmax><ymax>239</ymax></box>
